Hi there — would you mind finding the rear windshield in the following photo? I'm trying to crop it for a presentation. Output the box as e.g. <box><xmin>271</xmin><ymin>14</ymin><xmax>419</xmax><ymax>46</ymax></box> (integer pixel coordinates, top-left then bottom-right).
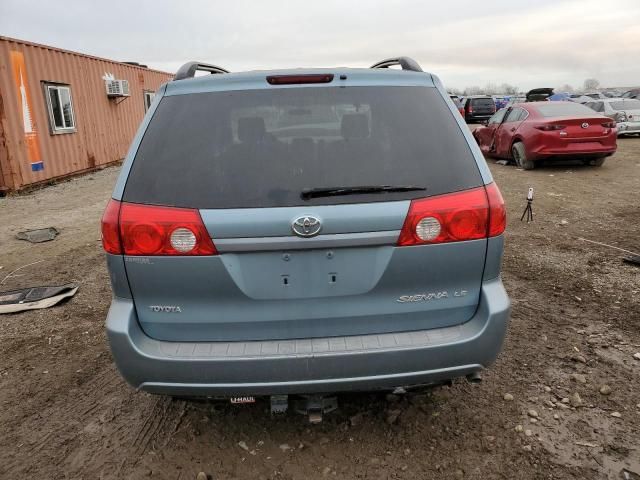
<box><xmin>611</xmin><ymin>100</ymin><xmax>640</xmax><ymax>110</ymax></box>
<box><xmin>124</xmin><ymin>86</ymin><xmax>482</xmax><ymax>209</ymax></box>
<box><xmin>534</xmin><ymin>102</ymin><xmax>596</xmax><ymax>117</ymax></box>
<box><xmin>471</xmin><ymin>98</ymin><xmax>494</xmax><ymax>107</ymax></box>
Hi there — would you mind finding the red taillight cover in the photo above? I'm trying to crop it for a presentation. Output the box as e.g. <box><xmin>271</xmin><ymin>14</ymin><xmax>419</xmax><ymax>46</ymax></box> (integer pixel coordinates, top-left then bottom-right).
<box><xmin>101</xmin><ymin>199</ymin><xmax>122</xmax><ymax>254</ymax></box>
<box><xmin>397</xmin><ymin>184</ymin><xmax>505</xmax><ymax>246</ymax></box>
<box><xmin>485</xmin><ymin>183</ymin><xmax>506</xmax><ymax>237</ymax></box>
<box><xmin>100</xmin><ymin>201</ymin><xmax>217</xmax><ymax>256</ymax></box>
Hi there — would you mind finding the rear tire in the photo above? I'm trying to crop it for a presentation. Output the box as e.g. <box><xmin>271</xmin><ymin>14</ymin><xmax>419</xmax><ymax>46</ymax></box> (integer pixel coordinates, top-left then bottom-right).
<box><xmin>584</xmin><ymin>157</ymin><xmax>606</xmax><ymax>167</ymax></box>
<box><xmin>512</xmin><ymin>142</ymin><xmax>535</xmax><ymax>170</ymax></box>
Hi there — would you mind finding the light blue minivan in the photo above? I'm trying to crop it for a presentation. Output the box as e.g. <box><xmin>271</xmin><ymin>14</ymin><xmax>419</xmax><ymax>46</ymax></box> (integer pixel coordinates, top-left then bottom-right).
<box><xmin>101</xmin><ymin>57</ymin><xmax>510</xmax><ymax>415</ymax></box>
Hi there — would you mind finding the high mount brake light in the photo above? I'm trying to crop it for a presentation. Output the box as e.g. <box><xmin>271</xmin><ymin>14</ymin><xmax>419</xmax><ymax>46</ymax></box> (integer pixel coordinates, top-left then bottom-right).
<box><xmin>266</xmin><ymin>74</ymin><xmax>334</xmax><ymax>85</ymax></box>
<box><xmin>397</xmin><ymin>184</ymin><xmax>505</xmax><ymax>246</ymax></box>
<box><xmin>100</xmin><ymin>200</ymin><xmax>217</xmax><ymax>256</ymax></box>
<box><xmin>534</xmin><ymin>124</ymin><xmax>566</xmax><ymax>131</ymax></box>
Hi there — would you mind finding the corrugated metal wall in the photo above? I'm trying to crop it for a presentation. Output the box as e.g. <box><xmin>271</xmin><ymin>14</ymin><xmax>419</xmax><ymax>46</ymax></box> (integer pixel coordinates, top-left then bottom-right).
<box><xmin>0</xmin><ymin>37</ymin><xmax>173</xmax><ymax>191</ymax></box>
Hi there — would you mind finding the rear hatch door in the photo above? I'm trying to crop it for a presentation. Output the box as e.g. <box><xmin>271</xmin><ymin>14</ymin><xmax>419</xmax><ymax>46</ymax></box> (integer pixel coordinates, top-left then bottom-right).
<box><xmin>121</xmin><ymin>82</ymin><xmax>488</xmax><ymax>342</ymax></box>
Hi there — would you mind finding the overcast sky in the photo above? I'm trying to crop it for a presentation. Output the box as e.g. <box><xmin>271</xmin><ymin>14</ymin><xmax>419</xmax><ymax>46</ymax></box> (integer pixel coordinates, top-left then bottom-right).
<box><xmin>2</xmin><ymin>0</ymin><xmax>639</xmax><ymax>91</ymax></box>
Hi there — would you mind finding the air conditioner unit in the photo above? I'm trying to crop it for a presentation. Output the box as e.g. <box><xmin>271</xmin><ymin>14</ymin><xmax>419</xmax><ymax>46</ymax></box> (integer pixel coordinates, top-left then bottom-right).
<box><xmin>105</xmin><ymin>79</ymin><xmax>130</xmax><ymax>97</ymax></box>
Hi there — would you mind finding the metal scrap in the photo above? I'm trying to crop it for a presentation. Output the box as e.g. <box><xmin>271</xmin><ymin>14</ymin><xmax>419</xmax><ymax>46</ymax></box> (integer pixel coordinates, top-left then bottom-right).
<box><xmin>0</xmin><ymin>283</ymin><xmax>78</xmax><ymax>314</ymax></box>
<box><xmin>16</xmin><ymin>227</ymin><xmax>59</xmax><ymax>243</ymax></box>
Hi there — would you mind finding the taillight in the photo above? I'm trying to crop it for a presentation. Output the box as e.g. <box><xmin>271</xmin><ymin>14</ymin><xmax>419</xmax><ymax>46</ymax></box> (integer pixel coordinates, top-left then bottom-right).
<box><xmin>485</xmin><ymin>183</ymin><xmax>506</xmax><ymax>237</ymax></box>
<box><xmin>266</xmin><ymin>74</ymin><xmax>334</xmax><ymax>85</ymax></box>
<box><xmin>397</xmin><ymin>184</ymin><xmax>505</xmax><ymax>247</ymax></box>
<box><xmin>534</xmin><ymin>124</ymin><xmax>566</xmax><ymax>131</ymax></box>
<box><xmin>101</xmin><ymin>199</ymin><xmax>122</xmax><ymax>254</ymax></box>
<box><xmin>101</xmin><ymin>201</ymin><xmax>217</xmax><ymax>256</ymax></box>
<box><xmin>602</xmin><ymin>121</ymin><xmax>616</xmax><ymax>128</ymax></box>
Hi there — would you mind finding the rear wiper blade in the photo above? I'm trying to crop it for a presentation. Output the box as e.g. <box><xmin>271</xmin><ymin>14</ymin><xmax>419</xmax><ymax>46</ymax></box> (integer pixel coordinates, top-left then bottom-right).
<box><xmin>301</xmin><ymin>185</ymin><xmax>426</xmax><ymax>199</ymax></box>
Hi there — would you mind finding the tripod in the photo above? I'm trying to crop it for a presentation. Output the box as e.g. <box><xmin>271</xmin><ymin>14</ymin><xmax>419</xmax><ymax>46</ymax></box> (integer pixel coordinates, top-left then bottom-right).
<box><xmin>520</xmin><ymin>187</ymin><xmax>534</xmax><ymax>223</ymax></box>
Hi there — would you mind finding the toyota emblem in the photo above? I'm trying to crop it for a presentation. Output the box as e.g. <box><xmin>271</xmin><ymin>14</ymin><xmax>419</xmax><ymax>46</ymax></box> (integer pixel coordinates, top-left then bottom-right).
<box><xmin>581</xmin><ymin>122</ymin><xmax>589</xmax><ymax>129</ymax></box>
<box><xmin>292</xmin><ymin>215</ymin><xmax>322</xmax><ymax>237</ymax></box>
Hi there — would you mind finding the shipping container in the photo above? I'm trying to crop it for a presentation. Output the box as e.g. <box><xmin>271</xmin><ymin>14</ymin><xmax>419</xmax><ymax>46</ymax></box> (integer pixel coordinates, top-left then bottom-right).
<box><xmin>0</xmin><ymin>36</ymin><xmax>173</xmax><ymax>192</ymax></box>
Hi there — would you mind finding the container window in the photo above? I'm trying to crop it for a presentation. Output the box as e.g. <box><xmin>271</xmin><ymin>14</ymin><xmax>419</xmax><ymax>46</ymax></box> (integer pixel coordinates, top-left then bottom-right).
<box><xmin>44</xmin><ymin>83</ymin><xmax>76</xmax><ymax>134</ymax></box>
<box><xmin>144</xmin><ymin>91</ymin><xmax>155</xmax><ymax>112</ymax></box>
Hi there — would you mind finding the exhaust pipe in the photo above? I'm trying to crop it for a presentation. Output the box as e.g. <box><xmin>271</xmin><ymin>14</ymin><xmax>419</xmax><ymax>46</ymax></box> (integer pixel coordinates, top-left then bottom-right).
<box><xmin>466</xmin><ymin>372</ymin><xmax>482</xmax><ymax>384</ymax></box>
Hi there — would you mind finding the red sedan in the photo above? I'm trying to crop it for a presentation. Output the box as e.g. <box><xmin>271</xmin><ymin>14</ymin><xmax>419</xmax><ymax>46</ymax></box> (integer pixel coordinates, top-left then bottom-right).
<box><xmin>472</xmin><ymin>102</ymin><xmax>617</xmax><ymax>169</ymax></box>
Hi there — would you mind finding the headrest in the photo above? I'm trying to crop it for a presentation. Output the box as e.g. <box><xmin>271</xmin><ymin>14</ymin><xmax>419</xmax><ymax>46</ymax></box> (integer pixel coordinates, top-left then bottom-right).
<box><xmin>341</xmin><ymin>113</ymin><xmax>370</xmax><ymax>139</ymax></box>
<box><xmin>238</xmin><ymin>117</ymin><xmax>266</xmax><ymax>142</ymax></box>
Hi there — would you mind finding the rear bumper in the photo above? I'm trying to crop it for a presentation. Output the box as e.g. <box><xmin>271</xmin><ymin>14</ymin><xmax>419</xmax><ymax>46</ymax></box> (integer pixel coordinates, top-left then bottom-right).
<box><xmin>466</xmin><ymin>113</ymin><xmax>493</xmax><ymax>122</ymax></box>
<box><xmin>106</xmin><ymin>278</ymin><xmax>510</xmax><ymax>396</ymax></box>
<box><xmin>531</xmin><ymin>145</ymin><xmax>616</xmax><ymax>160</ymax></box>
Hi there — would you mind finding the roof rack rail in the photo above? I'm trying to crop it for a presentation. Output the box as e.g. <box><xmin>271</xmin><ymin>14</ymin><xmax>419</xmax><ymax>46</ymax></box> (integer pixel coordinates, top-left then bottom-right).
<box><xmin>370</xmin><ymin>57</ymin><xmax>423</xmax><ymax>73</ymax></box>
<box><xmin>174</xmin><ymin>61</ymin><xmax>229</xmax><ymax>81</ymax></box>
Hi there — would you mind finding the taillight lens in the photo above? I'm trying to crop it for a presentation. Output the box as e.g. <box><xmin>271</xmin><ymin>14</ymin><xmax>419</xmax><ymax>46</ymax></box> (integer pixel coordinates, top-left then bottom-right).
<box><xmin>485</xmin><ymin>183</ymin><xmax>506</xmax><ymax>237</ymax></box>
<box><xmin>602</xmin><ymin>121</ymin><xmax>616</xmax><ymax>128</ymax></box>
<box><xmin>101</xmin><ymin>201</ymin><xmax>217</xmax><ymax>256</ymax></box>
<box><xmin>534</xmin><ymin>124</ymin><xmax>566</xmax><ymax>131</ymax></box>
<box><xmin>101</xmin><ymin>199</ymin><xmax>122</xmax><ymax>254</ymax></box>
<box><xmin>397</xmin><ymin>184</ymin><xmax>505</xmax><ymax>246</ymax></box>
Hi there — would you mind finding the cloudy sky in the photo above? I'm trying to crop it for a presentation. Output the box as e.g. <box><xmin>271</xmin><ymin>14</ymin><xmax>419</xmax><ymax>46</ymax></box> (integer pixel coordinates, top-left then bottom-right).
<box><xmin>2</xmin><ymin>0</ymin><xmax>639</xmax><ymax>91</ymax></box>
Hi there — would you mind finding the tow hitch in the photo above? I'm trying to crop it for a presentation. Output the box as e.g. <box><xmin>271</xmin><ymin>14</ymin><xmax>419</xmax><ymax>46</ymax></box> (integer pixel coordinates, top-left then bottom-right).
<box><xmin>270</xmin><ymin>394</ymin><xmax>338</xmax><ymax>423</ymax></box>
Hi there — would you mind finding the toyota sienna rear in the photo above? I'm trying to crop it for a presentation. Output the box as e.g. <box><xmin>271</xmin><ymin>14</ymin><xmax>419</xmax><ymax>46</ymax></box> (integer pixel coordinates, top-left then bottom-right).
<box><xmin>102</xmin><ymin>57</ymin><xmax>510</xmax><ymax>401</ymax></box>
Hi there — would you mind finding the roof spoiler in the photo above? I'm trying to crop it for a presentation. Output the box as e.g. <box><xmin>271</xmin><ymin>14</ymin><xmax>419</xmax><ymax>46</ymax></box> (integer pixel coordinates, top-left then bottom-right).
<box><xmin>370</xmin><ymin>57</ymin><xmax>423</xmax><ymax>73</ymax></box>
<box><xmin>174</xmin><ymin>62</ymin><xmax>229</xmax><ymax>81</ymax></box>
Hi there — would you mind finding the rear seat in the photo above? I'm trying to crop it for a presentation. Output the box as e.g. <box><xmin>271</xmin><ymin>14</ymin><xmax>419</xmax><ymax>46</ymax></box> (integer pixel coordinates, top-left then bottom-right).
<box><xmin>218</xmin><ymin>113</ymin><xmax>381</xmax><ymax>193</ymax></box>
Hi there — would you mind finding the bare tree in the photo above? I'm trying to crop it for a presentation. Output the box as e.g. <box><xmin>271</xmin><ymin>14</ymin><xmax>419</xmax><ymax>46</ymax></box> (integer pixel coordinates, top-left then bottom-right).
<box><xmin>483</xmin><ymin>83</ymin><xmax>499</xmax><ymax>95</ymax></box>
<box><xmin>448</xmin><ymin>87</ymin><xmax>463</xmax><ymax>96</ymax></box>
<box><xmin>558</xmin><ymin>84</ymin><xmax>574</xmax><ymax>93</ymax></box>
<box><xmin>583</xmin><ymin>78</ymin><xmax>600</xmax><ymax>91</ymax></box>
<box><xmin>462</xmin><ymin>83</ymin><xmax>518</xmax><ymax>95</ymax></box>
<box><xmin>499</xmin><ymin>83</ymin><xmax>519</xmax><ymax>95</ymax></box>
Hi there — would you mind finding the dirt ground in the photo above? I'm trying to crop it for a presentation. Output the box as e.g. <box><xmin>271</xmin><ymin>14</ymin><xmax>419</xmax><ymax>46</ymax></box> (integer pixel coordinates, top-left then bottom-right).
<box><xmin>1</xmin><ymin>135</ymin><xmax>639</xmax><ymax>480</ymax></box>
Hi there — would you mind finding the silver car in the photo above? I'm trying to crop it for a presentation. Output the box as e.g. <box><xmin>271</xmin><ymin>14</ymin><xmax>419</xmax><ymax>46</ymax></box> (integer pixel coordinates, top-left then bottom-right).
<box><xmin>585</xmin><ymin>98</ymin><xmax>640</xmax><ymax>136</ymax></box>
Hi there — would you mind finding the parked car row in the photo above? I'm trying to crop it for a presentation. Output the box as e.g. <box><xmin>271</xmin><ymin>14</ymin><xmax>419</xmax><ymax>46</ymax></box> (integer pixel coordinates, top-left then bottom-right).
<box><xmin>451</xmin><ymin>87</ymin><xmax>640</xmax><ymax>124</ymax></box>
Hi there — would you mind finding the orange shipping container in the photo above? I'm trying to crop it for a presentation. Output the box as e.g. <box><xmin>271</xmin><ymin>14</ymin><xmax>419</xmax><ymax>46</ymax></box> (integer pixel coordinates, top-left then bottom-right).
<box><xmin>0</xmin><ymin>36</ymin><xmax>173</xmax><ymax>192</ymax></box>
